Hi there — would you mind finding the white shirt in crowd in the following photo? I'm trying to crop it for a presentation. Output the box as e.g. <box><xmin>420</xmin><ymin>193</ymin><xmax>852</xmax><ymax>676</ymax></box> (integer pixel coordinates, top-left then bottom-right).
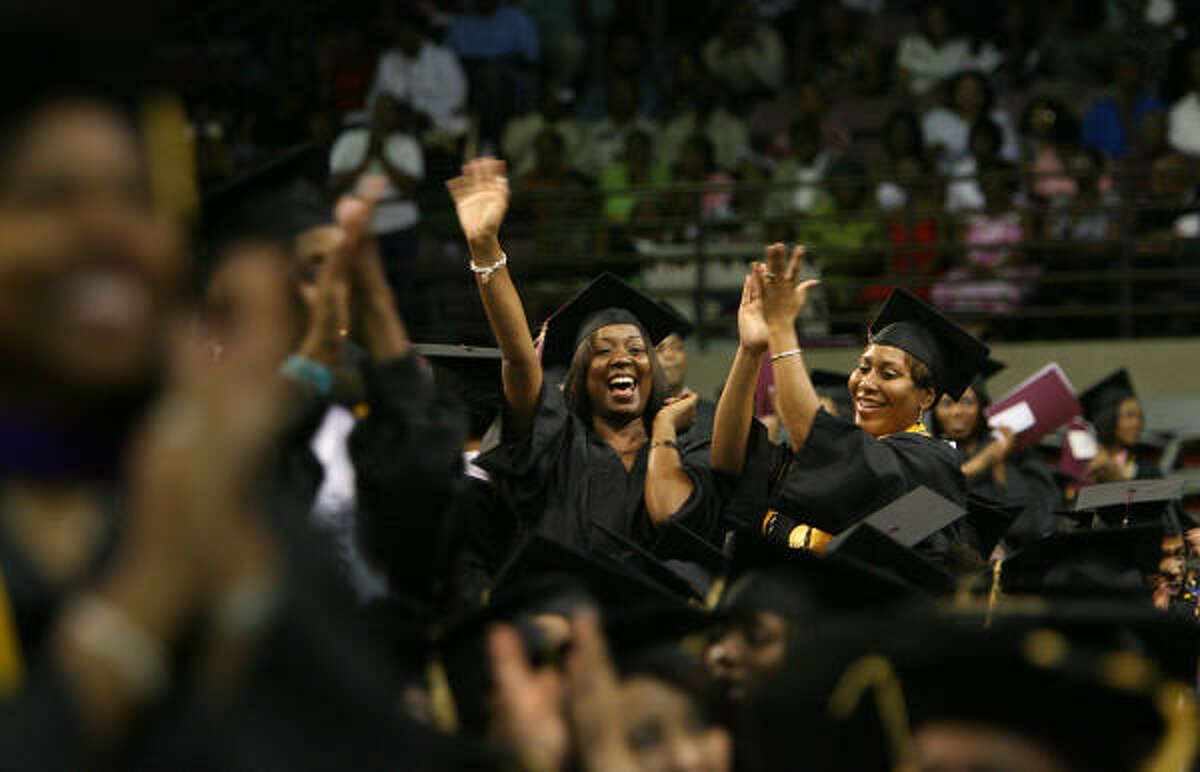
<box><xmin>577</xmin><ymin>117</ymin><xmax>660</xmax><ymax>179</ymax></box>
<box><xmin>922</xmin><ymin>107</ymin><xmax>1020</xmax><ymax>174</ymax></box>
<box><xmin>659</xmin><ymin>109</ymin><xmax>750</xmax><ymax>172</ymax></box>
<box><xmin>1168</xmin><ymin>92</ymin><xmax>1200</xmax><ymax>157</ymax></box>
<box><xmin>329</xmin><ymin>128</ymin><xmax>424</xmax><ymax>235</ymax></box>
<box><xmin>896</xmin><ymin>35</ymin><xmax>1000</xmax><ymax>96</ymax></box>
<box><xmin>309</xmin><ymin>405</ymin><xmax>388</xmax><ymax>603</ymax></box>
<box><xmin>367</xmin><ymin>41</ymin><xmax>469</xmax><ymax>137</ymax></box>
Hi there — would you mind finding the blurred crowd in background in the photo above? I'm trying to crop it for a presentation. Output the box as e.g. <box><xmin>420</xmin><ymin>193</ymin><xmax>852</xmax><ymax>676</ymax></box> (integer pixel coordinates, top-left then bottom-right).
<box><xmin>165</xmin><ymin>0</ymin><xmax>1200</xmax><ymax>341</ymax></box>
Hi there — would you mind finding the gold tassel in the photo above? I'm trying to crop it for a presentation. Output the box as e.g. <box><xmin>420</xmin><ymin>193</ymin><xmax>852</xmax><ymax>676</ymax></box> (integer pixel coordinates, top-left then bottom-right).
<box><xmin>984</xmin><ymin>558</ymin><xmax>1004</xmax><ymax>629</ymax></box>
<box><xmin>0</xmin><ymin>568</ymin><xmax>24</xmax><ymax>697</ymax></box>
<box><xmin>1140</xmin><ymin>681</ymin><xmax>1199</xmax><ymax>772</ymax></box>
<box><xmin>426</xmin><ymin>657</ymin><xmax>459</xmax><ymax>734</ymax></box>
<box><xmin>828</xmin><ymin>654</ymin><xmax>918</xmax><ymax>772</ymax></box>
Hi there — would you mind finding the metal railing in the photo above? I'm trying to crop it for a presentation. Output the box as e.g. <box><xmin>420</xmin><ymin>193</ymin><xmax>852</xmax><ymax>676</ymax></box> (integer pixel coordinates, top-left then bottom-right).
<box><xmin>402</xmin><ymin>169</ymin><xmax>1199</xmax><ymax>347</ymax></box>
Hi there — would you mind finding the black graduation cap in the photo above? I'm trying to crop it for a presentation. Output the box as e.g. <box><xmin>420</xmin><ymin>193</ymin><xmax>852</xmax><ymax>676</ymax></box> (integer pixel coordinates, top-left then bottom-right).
<box><xmin>972</xmin><ymin>357</ymin><xmax>1006</xmax><ymax>403</ymax></box>
<box><xmin>655</xmin><ymin>298</ymin><xmax>695</xmax><ymax>338</ymax></box>
<box><xmin>746</xmin><ymin>609</ymin><xmax>1188</xmax><ymax>772</ymax></box>
<box><xmin>540</xmin><ymin>273</ymin><xmax>682</xmax><ymax>369</ymax></box>
<box><xmin>869</xmin><ymin>288</ymin><xmax>990</xmax><ymax>400</ymax></box>
<box><xmin>830</xmin><ymin>486</ymin><xmax>967</xmax><ymax>549</ymax></box>
<box><xmin>413</xmin><ymin>344</ymin><xmax>503</xmax><ymax>439</ymax></box>
<box><xmin>1075</xmin><ymin>478</ymin><xmax>1183</xmax><ymax>528</ymax></box>
<box><xmin>809</xmin><ymin>369</ymin><xmax>849</xmax><ymax>394</ymax></box>
<box><xmin>1079</xmin><ymin>368</ymin><xmax>1137</xmax><ymax>422</ymax></box>
<box><xmin>437</xmin><ymin>534</ymin><xmax>712</xmax><ymax>734</ymax></box>
<box><xmin>719</xmin><ymin>531</ymin><xmax>929</xmax><ymax>621</ymax></box>
<box><xmin>826</xmin><ymin>524</ymin><xmax>957</xmax><ymax>596</ymax></box>
<box><xmin>999</xmin><ymin>522</ymin><xmax>1166</xmax><ymax>597</ymax></box>
<box><xmin>201</xmin><ymin>143</ymin><xmax>332</xmax><ymax>254</ymax></box>
<box><xmin>964</xmin><ymin>492</ymin><xmax>1021</xmax><ymax>556</ymax></box>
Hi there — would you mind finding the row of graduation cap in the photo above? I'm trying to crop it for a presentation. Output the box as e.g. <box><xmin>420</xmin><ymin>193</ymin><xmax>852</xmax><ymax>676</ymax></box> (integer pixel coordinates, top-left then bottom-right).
<box><xmin>203</xmin><ymin>150</ymin><xmax>1199</xmax><ymax>769</ymax></box>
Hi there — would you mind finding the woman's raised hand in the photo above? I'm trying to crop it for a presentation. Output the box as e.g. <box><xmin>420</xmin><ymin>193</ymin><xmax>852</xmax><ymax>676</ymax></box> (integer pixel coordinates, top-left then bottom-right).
<box><xmin>737</xmin><ymin>269</ymin><xmax>770</xmax><ymax>354</ymax></box>
<box><xmin>754</xmin><ymin>243</ymin><xmax>820</xmax><ymax>332</ymax></box>
<box><xmin>446</xmin><ymin>157</ymin><xmax>510</xmax><ymax>248</ymax></box>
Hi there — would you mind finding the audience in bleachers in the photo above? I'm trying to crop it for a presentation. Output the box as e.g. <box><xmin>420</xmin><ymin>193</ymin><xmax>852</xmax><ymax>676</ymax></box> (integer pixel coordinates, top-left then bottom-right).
<box><xmin>173</xmin><ymin>0</ymin><xmax>1200</xmax><ymax>340</ymax></box>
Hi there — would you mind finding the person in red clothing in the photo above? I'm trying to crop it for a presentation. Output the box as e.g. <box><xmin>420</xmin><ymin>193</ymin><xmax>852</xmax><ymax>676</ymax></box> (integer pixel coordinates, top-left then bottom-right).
<box><xmin>862</xmin><ymin>154</ymin><xmax>946</xmax><ymax>305</ymax></box>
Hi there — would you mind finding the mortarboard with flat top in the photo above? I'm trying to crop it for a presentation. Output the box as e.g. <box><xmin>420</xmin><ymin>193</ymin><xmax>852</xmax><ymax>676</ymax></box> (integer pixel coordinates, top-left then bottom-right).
<box><xmin>201</xmin><ymin>143</ymin><xmax>332</xmax><ymax>254</ymax></box>
<box><xmin>540</xmin><ymin>273</ymin><xmax>684</xmax><ymax>369</ymax></box>
<box><xmin>1074</xmin><ymin>478</ymin><xmax>1184</xmax><ymax>528</ymax></box>
<box><xmin>809</xmin><ymin>369</ymin><xmax>849</xmax><ymax>394</ymax></box>
<box><xmin>971</xmin><ymin>357</ymin><xmax>1006</xmax><ymax>402</ymax></box>
<box><xmin>1079</xmin><ymin>368</ymin><xmax>1137</xmax><ymax>423</ymax></box>
<box><xmin>810</xmin><ymin>368</ymin><xmax>852</xmax><ymax>418</ymax></box>
<box><xmin>998</xmin><ymin>522</ymin><xmax>1166</xmax><ymax>597</ymax></box>
<box><xmin>655</xmin><ymin>298</ymin><xmax>695</xmax><ymax>338</ymax></box>
<box><xmin>825</xmin><ymin>524</ymin><xmax>958</xmax><ymax>595</ymax></box>
<box><xmin>719</xmin><ymin>530</ymin><xmax>929</xmax><ymax>621</ymax></box>
<box><xmin>413</xmin><ymin>344</ymin><xmax>503</xmax><ymax>439</ymax></box>
<box><xmin>869</xmin><ymin>288</ymin><xmax>990</xmax><ymax>400</ymax></box>
<box><xmin>827</xmin><ymin>486</ymin><xmax>967</xmax><ymax>549</ymax></box>
<box><xmin>964</xmin><ymin>492</ymin><xmax>1021</xmax><ymax>556</ymax></box>
<box><xmin>747</xmin><ymin>609</ymin><xmax>1191</xmax><ymax>772</ymax></box>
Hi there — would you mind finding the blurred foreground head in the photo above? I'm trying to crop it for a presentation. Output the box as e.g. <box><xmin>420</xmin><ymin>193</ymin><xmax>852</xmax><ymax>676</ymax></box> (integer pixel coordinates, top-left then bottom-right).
<box><xmin>0</xmin><ymin>5</ymin><xmax>180</xmax><ymax>409</ymax></box>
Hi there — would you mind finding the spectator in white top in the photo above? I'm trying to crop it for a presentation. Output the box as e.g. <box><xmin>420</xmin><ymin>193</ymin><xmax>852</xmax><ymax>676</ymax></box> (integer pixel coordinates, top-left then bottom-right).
<box><xmin>577</xmin><ymin>77</ymin><xmax>660</xmax><ymax>179</ymax></box>
<box><xmin>501</xmin><ymin>84</ymin><xmax>584</xmax><ymax>177</ymax></box>
<box><xmin>702</xmin><ymin>0</ymin><xmax>785</xmax><ymax>104</ymax></box>
<box><xmin>366</xmin><ymin>7</ymin><xmax>468</xmax><ymax>139</ymax></box>
<box><xmin>1167</xmin><ymin>42</ymin><xmax>1200</xmax><ymax>157</ymax></box>
<box><xmin>945</xmin><ymin>117</ymin><xmax>1005</xmax><ymax>213</ymax></box>
<box><xmin>329</xmin><ymin>94</ymin><xmax>425</xmax><ymax>308</ymax></box>
<box><xmin>896</xmin><ymin>1</ymin><xmax>999</xmax><ymax>96</ymax></box>
<box><xmin>922</xmin><ymin>71</ymin><xmax>1019</xmax><ymax>175</ymax></box>
<box><xmin>658</xmin><ymin>69</ymin><xmax>749</xmax><ymax>174</ymax></box>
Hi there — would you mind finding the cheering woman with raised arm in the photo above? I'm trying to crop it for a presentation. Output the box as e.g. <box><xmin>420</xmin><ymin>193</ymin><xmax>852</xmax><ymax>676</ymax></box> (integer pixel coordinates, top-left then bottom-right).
<box><xmin>712</xmin><ymin>243</ymin><xmax>989</xmax><ymax>550</ymax></box>
<box><xmin>445</xmin><ymin>158</ymin><xmax>720</xmax><ymax>557</ymax></box>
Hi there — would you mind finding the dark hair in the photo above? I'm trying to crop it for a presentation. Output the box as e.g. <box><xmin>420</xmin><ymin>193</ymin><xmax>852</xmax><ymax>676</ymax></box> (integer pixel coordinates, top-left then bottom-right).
<box><xmin>928</xmin><ymin>383</ymin><xmax>992</xmax><ymax>445</ymax></box>
<box><xmin>904</xmin><ymin>353</ymin><xmax>936</xmax><ymax>394</ymax></box>
<box><xmin>562</xmin><ymin>325</ymin><xmax>668</xmax><ymax>433</ymax></box>
<box><xmin>969</xmin><ymin>117</ymin><xmax>1004</xmax><ymax>157</ymax></box>
<box><xmin>619</xmin><ymin>646</ymin><xmax>730</xmax><ymax>729</ymax></box>
<box><xmin>0</xmin><ymin>8</ymin><xmax>147</xmax><ymax>178</ymax></box>
<box><xmin>882</xmin><ymin>109</ymin><xmax>924</xmax><ymax>160</ymax></box>
<box><xmin>683</xmin><ymin>133</ymin><xmax>718</xmax><ymax>173</ymax></box>
<box><xmin>945</xmin><ymin>70</ymin><xmax>995</xmax><ymax>114</ymax></box>
<box><xmin>1092</xmin><ymin>394</ymin><xmax>1138</xmax><ymax>448</ymax></box>
<box><xmin>1019</xmin><ymin>96</ymin><xmax>1079</xmax><ymax>145</ymax></box>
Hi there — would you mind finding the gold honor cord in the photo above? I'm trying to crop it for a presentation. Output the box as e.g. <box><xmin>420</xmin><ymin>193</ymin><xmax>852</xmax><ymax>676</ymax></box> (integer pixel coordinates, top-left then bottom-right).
<box><xmin>828</xmin><ymin>654</ymin><xmax>918</xmax><ymax>772</ymax></box>
<box><xmin>0</xmin><ymin>568</ymin><xmax>23</xmax><ymax>696</ymax></box>
<box><xmin>1142</xmin><ymin>681</ymin><xmax>1200</xmax><ymax>772</ymax></box>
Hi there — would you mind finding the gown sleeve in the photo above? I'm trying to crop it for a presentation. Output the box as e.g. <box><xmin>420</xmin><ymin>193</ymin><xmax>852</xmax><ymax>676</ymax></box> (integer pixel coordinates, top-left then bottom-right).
<box><xmin>650</xmin><ymin>430</ymin><xmax>725</xmax><ymax>563</ymax></box>
<box><xmin>774</xmin><ymin>410</ymin><xmax>965</xmax><ymax>534</ymax></box>
<box><xmin>473</xmin><ymin>381</ymin><xmax>573</xmax><ymax>521</ymax></box>
<box><xmin>713</xmin><ymin>417</ymin><xmax>792</xmax><ymax>532</ymax></box>
<box><xmin>349</xmin><ymin>355</ymin><xmax>465</xmax><ymax>606</ymax></box>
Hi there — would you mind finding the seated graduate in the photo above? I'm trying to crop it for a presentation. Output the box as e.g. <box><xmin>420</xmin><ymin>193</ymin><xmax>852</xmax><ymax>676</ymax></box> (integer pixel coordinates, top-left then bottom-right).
<box><xmin>653</xmin><ymin>302</ymin><xmax>718</xmax><ymax>442</ymax></box>
<box><xmin>445</xmin><ymin>158</ymin><xmax>721</xmax><ymax>558</ymax></box>
<box><xmin>1079</xmin><ymin>369</ymin><xmax>1159</xmax><ymax>484</ymax></box>
<box><xmin>711</xmin><ymin>243</ymin><xmax>989</xmax><ymax>550</ymax></box>
<box><xmin>929</xmin><ymin>362</ymin><xmax>1060</xmax><ymax>552</ymax></box>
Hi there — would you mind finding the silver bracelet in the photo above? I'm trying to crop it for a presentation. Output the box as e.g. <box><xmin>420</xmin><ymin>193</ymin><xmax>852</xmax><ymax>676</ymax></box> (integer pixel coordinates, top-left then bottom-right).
<box><xmin>769</xmin><ymin>347</ymin><xmax>804</xmax><ymax>363</ymax></box>
<box><xmin>470</xmin><ymin>250</ymin><xmax>508</xmax><ymax>285</ymax></box>
<box><xmin>66</xmin><ymin>595</ymin><xmax>169</xmax><ymax>701</ymax></box>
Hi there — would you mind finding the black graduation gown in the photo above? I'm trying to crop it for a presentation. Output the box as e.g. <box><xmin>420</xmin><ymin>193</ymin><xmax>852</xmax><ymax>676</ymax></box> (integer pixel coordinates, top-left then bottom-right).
<box><xmin>958</xmin><ymin>444</ymin><xmax>1060</xmax><ymax>550</ymax></box>
<box><xmin>727</xmin><ymin>409</ymin><xmax>967</xmax><ymax>535</ymax></box>
<box><xmin>475</xmin><ymin>383</ymin><xmax>722</xmax><ymax>559</ymax></box>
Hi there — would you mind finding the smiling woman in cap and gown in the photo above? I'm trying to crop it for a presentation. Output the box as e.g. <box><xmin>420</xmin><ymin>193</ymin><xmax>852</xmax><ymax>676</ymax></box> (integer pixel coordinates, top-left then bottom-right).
<box><xmin>444</xmin><ymin>158</ymin><xmax>721</xmax><ymax>561</ymax></box>
<box><xmin>711</xmin><ymin>243</ymin><xmax>989</xmax><ymax>552</ymax></box>
<box><xmin>1079</xmin><ymin>369</ymin><xmax>1158</xmax><ymax>485</ymax></box>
